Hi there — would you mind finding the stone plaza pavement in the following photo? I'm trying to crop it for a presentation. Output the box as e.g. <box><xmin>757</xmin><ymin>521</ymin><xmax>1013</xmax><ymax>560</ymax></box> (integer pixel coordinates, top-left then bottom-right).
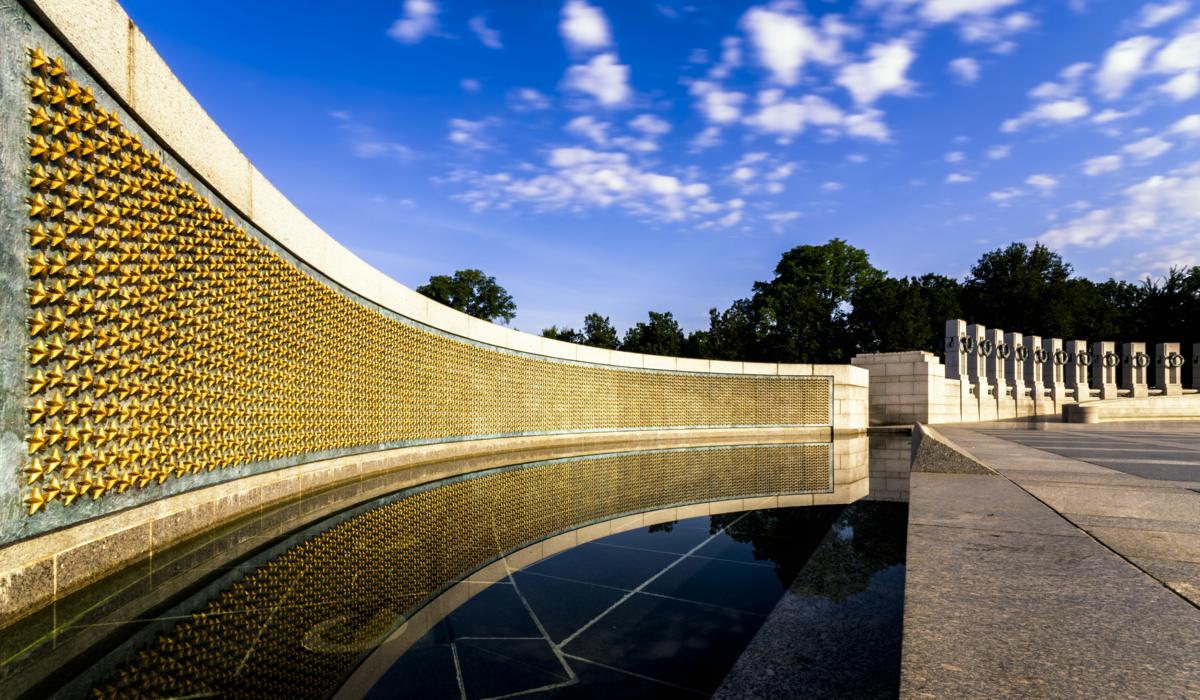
<box><xmin>903</xmin><ymin>422</ymin><xmax>1200</xmax><ymax>699</ymax></box>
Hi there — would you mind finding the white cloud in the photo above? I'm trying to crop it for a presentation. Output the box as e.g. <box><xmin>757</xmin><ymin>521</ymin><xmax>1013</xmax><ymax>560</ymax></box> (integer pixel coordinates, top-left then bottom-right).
<box><xmin>1095</xmin><ymin>35</ymin><xmax>1160</xmax><ymax>99</ymax></box>
<box><xmin>949</xmin><ymin>57</ymin><xmax>981</xmax><ymax>84</ymax></box>
<box><xmin>1170</xmin><ymin>113</ymin><xmax>1200</xmax><ymax>137</ymax></box>
<box><xmin>566</xmin><ymin>115</ymin><xmax>610</xmax><ymax>145</ymax></box>
<box><xmin>1092</xmin><ymin>108</ymin><xmax>1136</xmax><ymax>123</ymax></box>
<box><xmin>1122</xmin><ymin>135</ymin><xmax>1173</xmax><ymax>160</ymax></box>
<box><xmin>987</xmin><ymin>145</ymin><xmax>1011</xmax><ymax>159</ymax></box>
<box><xmin>766</xmin><ymin>163</ymin><xmax>796</xmax><ymax>180</ymax></box>
<box><xmin>989</xmin><ymin>187</ymin><xmax>1023</xmax><ymax>202</ymax></box>
<box><xmin>945</xmin><ymin>173</ymin><xmax>973</xmax><ymax>183</ymax></box>
<box><xmin>1028</xmin><ymin>62</ymin><xmax>1091</xmax><ymax>100</ymax></box>
<box><xmin>836</xmin><ymin>40</ymin><xmax>916</xmax><ymax>105</ymax></box>
<box><xmin>1160</xmin><ymin>71</ymin><xmax>1200</xmax><ymax>100</ymax></box>
<box><xmin>1138</xmin><ymin>1</ymin><xmax>1191</xmax><ymax>28</ymax></box>
<box><xmin>563</xmin><ymin>53</ymin><xmax>632</xmax><ymax>106</ymax></box>
<box><xmin>957</xmin><ymin>10</ymin><xmax>1035</xmax><ymax>47</ymax></box>
<box><xmin>690</xmin><ymin>126</ymin><xmax>722</xmax><ymax>151</ymax></box>
<box><xmin>1025</xmin><ymin>173</ymin><xmax>1059</xmax><ymax>189</ymax></box>
<box><xmin>560</xmin><ymin>0</ymin><xmax>612</xmax><ymax>52</ymax></box>
<box><xmin>447</xmin><ymin>118</ymin><xmax>495</xmax><ymax>151</ymax></box>
<box><xmin>331</xmin><ymin>111</ymin><xmax>415</xmax><ymax>160</ymax></box>
<box><xmin>388</xmin><ymin>0</ymin><xmax>439</xmax><ymax>44</ymax></box>
<box><xmin>867</xmin><ymin>0</ymin><xmax>1033</xmax><ymax>50</ymax></box>
<box><xmin>843</xmin><ymin>109</ymin><xmax>891</xmax><ymax>141</ymax></box>
<box><xmin>714</xmin><ymin>208</ymin><xmax>744</xmax><ymax>228</ymax></box>
<box><xmin>352</xmin><ymin>141</ymin><xmax>413</xmax><ymax>160</ymax></box>
<box><xmin>709</xmin><ymin>37</ymin><xmax>743</xmax><ymax>80</ymax></box>
<box><xmin>508</xmin><ymin>87</ymin><xmax>552</xmax><ymax>111</ymax></box>
<box><xmin>1053</xmin><ymin>27</ymin><xmax>1200</xmax><ymax>104</ymax></box>
<box><xmin>566</xmin><ymin>115</ymin><xmax>667</xmax><ymax>153</ymax></box>
<box><xmin>744</xmin><ymin>90</ymin><xmax>840</xmax><ymax>134</ymax></box>
<box><xmin>629</xmin><ymin>114</ymin><xmax>672</xmax><ymax>136</ymax></box>
<box><xmin>732</xmin><ymin>166</ymin><xmax>756</xmax><ymax>181</ymax></box>
<box><xmin>739</xmin><ymin>3</ymin><xmax>845</xmax><ymax>86</ymax></box>
<box><xmin>821</xmin><ymin>181</ymin><xmax>844</xmax><ymax>191</ymax></box>
<box><xmin>1128</xmin><ymin>243</ymin><xmax>1199</xmax><ymax>276</ymax></box>
<box><xmin>1001</xmin><ymin>98</ymin><xmax>1090</xmax><ymax>132</ymax></box>
<box><xmin>764</xmin><ymin>211</ymin><xmax>803</xmax><ymax>230</ymax></box>
<box><xmin>847</xmin><ymin>153</ymin><xmax>869</xmax><ymax>163</ymax></box>
<box><xmin>453</xmin><ymin>147</ymin><xmax>718</xmax><ymax>224</ymax></box>
<box><xmin>460</xmin><ymin>78</ymin><xmax>482</xmax><ymax>92</ymax></box>
<box><xmin>1041</xmin><ymin>161</ymin><xmax>1200</xmax><ymax>249</ymax></box>
<box><xmin>1083</xmin><ymin>154</ymin><xmax>1123</xmax><ymax>175</ymax></box>
<box><xmin>945</xmin><ymin>151</ymin><xmax>965</xmax><ymax>163</ymax></box>
<box><xmin>730</xmin><ymin>86</ymin><xmax>892</xmax><ymax>142</ymax></box>
<box><xmin>917</xmin><ymin>0</ymin><xmax>1020</xmax><ymax>23</ymax></box>
<box><xmin>689</xmin><ymin>81</ymin><xmax>747</xmax><ymax>124</ymax></box>
<box><xmin>1153</xmin><ymin>29</ymin><xmax>1200</xmax><ymax>73</ymax></box>
<box><xmin>468</xmin><ymin>16</ymin><xmax>503</xmax><ymax>49</ymax></box>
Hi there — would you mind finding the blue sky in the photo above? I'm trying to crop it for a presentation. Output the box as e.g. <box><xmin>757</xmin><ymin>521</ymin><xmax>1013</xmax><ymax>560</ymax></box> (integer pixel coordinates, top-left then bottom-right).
<box><xmin>120</xmin><ymin>0</ymin><xmax>1200</xmax><ymax>334</ymax></box>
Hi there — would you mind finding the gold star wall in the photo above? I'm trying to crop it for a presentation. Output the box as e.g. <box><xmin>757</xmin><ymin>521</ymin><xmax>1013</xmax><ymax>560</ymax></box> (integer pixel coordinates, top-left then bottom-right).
<box><xmin>21</xmin><ymin>49</ymin><xmax>830</xmax><ymax>517</ymax></box>
<box><xmin>91</xmin><ymin>443</ymin><xmax>832</xmax><ymax>699</ymax></box>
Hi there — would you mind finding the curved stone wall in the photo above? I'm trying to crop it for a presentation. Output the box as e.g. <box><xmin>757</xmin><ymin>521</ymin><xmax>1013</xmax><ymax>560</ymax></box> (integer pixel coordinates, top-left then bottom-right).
<box><xmin>0</xmin><ymin>0</ymin><xmax>867</xmax><ymax>625</ymax></box>
<box><xmin>18</xmin><ymin>43</ymin><xmax>828</xmax><ymax>509</ymax></box>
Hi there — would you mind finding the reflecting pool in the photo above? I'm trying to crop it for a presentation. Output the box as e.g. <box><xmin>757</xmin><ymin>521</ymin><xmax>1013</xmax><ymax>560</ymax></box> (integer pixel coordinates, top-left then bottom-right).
<box><xmin>1</xmin><ymin>436</ymin><xmax>909</xmax><ymax>699</ymax></box>
<box><xmin>355</xmin><ymin>502</ymin><xmax>906</xmax><ymax>699</ymax></box>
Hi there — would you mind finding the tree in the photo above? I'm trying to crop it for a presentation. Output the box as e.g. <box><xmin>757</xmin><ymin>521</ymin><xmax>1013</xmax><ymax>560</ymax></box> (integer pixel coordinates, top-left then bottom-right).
<box><xmin>621</xmin><ymin>311</ymin><xmax>685</xmax><ymax>356</ymax></box>
<box><xmin>581</xmin><ymin>312</ymin><xmax>620</xmax><ymax>349</ymax></box>
<box><xmin>541</xmin><ymin>325</ymin><xmax>583</xmax><ymax>343</ymax></box>
<box><xmin>416</xmin><ymin>269</ymin><xmax>516</xmax><ymax>324</ymax></box>
<box><xmin>697</xmin><ymin>298</ymin><xmax>762</xmax><ymax>360</ymax></box>
<box><xmin>960</xmin><ymin>243</ymin><xmax>1078</xmax><ymax>338</ymax></box>
<box><xmin>848</xmin><ymin>274</ymin><xmax>962</xmax><ymax>355</ymax></box>
<box><xmin>1133</xmin><ymin>267</ymin><xmax>1200</xmax><ymax>345</ymax></box>
<box><xmin>751</xmin><ymin>239</ymin><xmax>885</xmax><ymax>363</ymax></box>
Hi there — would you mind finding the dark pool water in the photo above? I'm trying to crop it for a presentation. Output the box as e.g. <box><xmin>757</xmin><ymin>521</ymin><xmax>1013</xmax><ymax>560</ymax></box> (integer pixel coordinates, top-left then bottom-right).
<box><xmin>365</xmin><ymin>502</ymin><xmax>907</xmax><ymax>699</ymax></box>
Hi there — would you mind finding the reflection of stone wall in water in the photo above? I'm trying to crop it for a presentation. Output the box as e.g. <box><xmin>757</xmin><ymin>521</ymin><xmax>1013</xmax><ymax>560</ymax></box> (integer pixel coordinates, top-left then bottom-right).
<box><xmin>90</xmin><ymin>444</ymin><xmax>831</xmax><ymax>699</ymax></box>
<box><xmin>868</xmin><ymin>434</ymin><xmax>911</xmax><ymax>502</ymax></box>
<box><xmin>11</xmin><ymin>49</ymin><xmax>831</xmax><ymax>537</ymax></box>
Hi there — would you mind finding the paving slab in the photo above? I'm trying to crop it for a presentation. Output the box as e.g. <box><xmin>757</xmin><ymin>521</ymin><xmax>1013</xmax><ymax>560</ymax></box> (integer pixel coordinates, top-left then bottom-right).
<box><xmin>903</xmin><ymin>423</ymin><xmax>1200</xmax><ymax>698</ymax></box>
<box><xmin>907</xmin><ymin>472</ymin><xmax>1083</xmax><ymax>537</ymax></box>
<box><xmin>1023</xmin><ymin>481</ymin><xmax>1200</xmax><ymax>522</ymax></box>
<box><xmin>1128</xmin><ymin>557</ymin><xmax>1200</xmax><ymax>606</ymax></box>
<box><xmin>904</xmin><ymin>516</ymin><xmax>1200</xmax><ymax>699</ymax></box>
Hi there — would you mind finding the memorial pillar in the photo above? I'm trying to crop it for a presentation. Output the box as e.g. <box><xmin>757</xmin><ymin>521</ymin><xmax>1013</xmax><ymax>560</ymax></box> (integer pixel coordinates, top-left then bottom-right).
<box><xmin>1156</xmin><ymin>343</ymin><xmax>1184</xmax><ymax>396</ymax></box>
<box><xmin>1091</xmin><ymin>341</ymin><xmax>1120</xmax><ymax>400</ymax></box>
<box><xmin>1193</xmin><ymin>343</ymin><xmax>1199</xmax><ymax>391</ymax></box>
<box><xmin>1006</xmin><ymin>331</ymin><xmax>1030</xmax><ymax>417</ymax></box>
<box><xmin>944</xmin><ymin>319</ymin><xmax>968</xmax><ymax>381</ymax></box>
<box><xmin>1024</xmin><ymin>335</ymin><xmax>1046</xmax><ymax>413</ymax></box>
<box><xmin>1065</xmin><ymin>339</ymin><xmax>1093</xmax><ymax>402</ymax></box>
<box><xmin>1121</xmin><ymin>342</ymin><xmax>1150</xmax><ymax>398</ymax></box>
<box><xmin>988</xmin><ymin>328</ymin><xmax>1014</xmax><ymax>419</ymax></box>
<box><xmin>968</xmin><ymin>323</ymin><xmax>995</xmax><ymax>421</ymax></box>
<box><xmin>944</xmin><ymin>319</ymin><xmax>973</xmax><ymax>421</ymax></box>
<box><xmin>1043</xmin><ymin>337</ymin><xmax>1069</xmax><ymax>407</ymax></box>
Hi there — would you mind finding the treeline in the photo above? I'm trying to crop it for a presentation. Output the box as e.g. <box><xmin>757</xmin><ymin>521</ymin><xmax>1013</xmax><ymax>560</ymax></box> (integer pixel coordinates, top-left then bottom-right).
<box><xmin>539</xmin><ymin>239</ymin><xmax>1200</xmax><ymax>363</ymax></box>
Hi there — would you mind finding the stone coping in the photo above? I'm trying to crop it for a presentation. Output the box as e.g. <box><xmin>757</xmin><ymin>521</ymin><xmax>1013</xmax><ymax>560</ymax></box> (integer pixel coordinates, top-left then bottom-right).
<box><xmin>0</xmin><ymin>426</ymin><xmax>839</xmax><ymax>630</ymax></box>
<box><xmin>17</xmin><ymin>0</ymin><xmax>866</xmax><ymax>381</ymax></box>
